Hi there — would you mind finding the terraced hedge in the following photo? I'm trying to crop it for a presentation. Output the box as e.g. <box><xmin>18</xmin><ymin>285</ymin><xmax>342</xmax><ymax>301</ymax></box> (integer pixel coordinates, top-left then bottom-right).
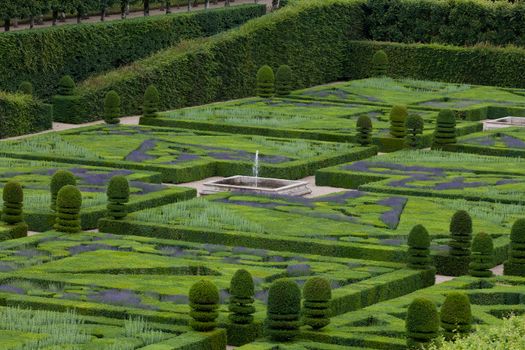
<box><xmin>0</xmin><ymin>92</ymin><xmax>52</xmax><ymax>139</ymax></box>
<box><xmin>0</xmin><ymin>4</ymin><xmax>266</xmax><ymax>98</ymax></box>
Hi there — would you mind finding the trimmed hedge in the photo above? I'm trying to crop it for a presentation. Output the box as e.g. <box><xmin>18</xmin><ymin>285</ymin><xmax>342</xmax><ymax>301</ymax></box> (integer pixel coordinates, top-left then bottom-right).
<box><xmin>0</xmin><ymin>92</ymin><xmax>52</xmax><ymax>139</ymax></box>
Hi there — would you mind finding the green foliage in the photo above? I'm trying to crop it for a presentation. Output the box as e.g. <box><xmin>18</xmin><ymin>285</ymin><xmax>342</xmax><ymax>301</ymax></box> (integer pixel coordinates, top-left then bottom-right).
<box><xmin>18</xmin><ymin>81</ymin><xmax>33</xmax><ymax>95</ymax></box>
<box><xmin>449</xmin><ymin>210</ymin><xmax>472</xmax><ymax>257</ymax></box>
<box><xmin>54</xmin><ymin>185</ymin><xmax>82</xmax><ymax>234</ymax></box>
<box><xmin>229</xmin><ymin>269</ymin><xmax>255</xmax><ymax>325</ymax></box>
<box><xmin>356</xmin><ymin>115</ymin><xmax>373</xmax><ymax>146</ymax></box>
<box><xmin>407</xmin><ymin>224</ymin><xmax>431</xmax><ymax>270</ymax></box>
<box><xmin>189</xmin><ymin>280</ymin><xmax>220</xmax><ymax>332</ymax></box>
<box><xmin>266</xmin><ymin>279</ymin><xmax>301</xmax><ymax>341</ymax></box>
<box><xmin>371</xmin><ymin>50</ymin><xmax>388</xmax><ymax>77</ymax></box>
<box><xmin>405</xmin><ymin>114</ymin><xmax>424</xmax><ymax>149</ymax></box>
<box><xmin>58</xmin><ymin>76</ymin><xmax>76</xmax><ymax>96</ymax></box>
<box><xmin>275</xmin><ymin>65</ymin><xmax>293</xmax><ymax>96</ymax></box>
<box><xmin>0</xmin><ymin>92</ymin><xmax>52</xmax><ymax>139</ymax></box>
<box><xmin>390</xmin><ymin>105</ymin><xmax>407</xmax><ymax>138</ymax></box>
<box><xmin>406</xmin><ymin>297</ymin><xmax>439</xmax><ymax>349</ymax></box>
<box><xmin>505</xmin><ymin>219</ymin><xmax>525</xmax><ymax>276</ymax></box>
<box><xmin>257</xmin><ymin>65</ymin><xmax>275</xmax><ymax>99</ymax></box>
<box><xmin>1</xmin><ymin>181</ymin><xmax>23</xmax><ymax>225</ymax></box>
<box><xmin>143</xmin><ymin>85</ymin><xmax>160</xmax><ymax>118</ymax></box>
<box><xmin>440</xmin><ymin>292</ymin><xmax>472</xmax><ymax>340</ymax></box>
<box><xmin>103</xmin><ymin>90</ymin><xmax>121</xmax><ymax>124</ymax></box>
<box><xmin>50</xmin><ymin>170</ymin><xmax>77</xmax><ymax>212</ymax></box>
<box><xmin>434</xmin><ymin>109</ymin><xmax>457</xmax><ymax>147</ymax></box>
<box><xmin>106</xmin><ymin>175</ymin><xmax>130</xmax><ymax>220</ymax></box>
<box><xmin>303</xmin><ymin>277</ymin><xmax>331</xmax><ymax>330</ymax></box>
<box><xmin>469</xmin><ymin>232</ymin><xmax>494</xmax><ymax>278</ymax></box>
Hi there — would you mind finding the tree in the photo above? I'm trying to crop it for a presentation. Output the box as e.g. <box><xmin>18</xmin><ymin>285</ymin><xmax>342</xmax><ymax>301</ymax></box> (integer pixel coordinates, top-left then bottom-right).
<box><xmin>103</xmin><ymin>90</ymin><xmax>121</xmax><ymax>124</ymax></box>
<box><xmin>50</xmin><ymin>170</ymin><xmax>77</xmax><ymax>212</ymax></box>
<box><xmin>303</xmin><ymin>277</ymin><xmax>331</xmax><ymax>330</ymax></box>
<box><xmin>449</xmin><ymin>210</ymin><xmax>472</xmax><ymax>257</ymax></box>
<box><xmin>356</xmin><ymin>115</ymin><xmax>373</xmax><ymax>146</ymax></box>
<box><xmin>405</xmin><ymin>114</ymin><xmax>424</xmax><ymax>149</ymax></box>
<box><xmin>54</xmin><ymin>185</ymin><xmax>82</xmax><ymax>233</ymax></box>
<box><xmin>275</xmin><ymin>65</ymin><xmax>293</xmax><ymax>96</ymax></box>
<box><xmin>504</xmin><ymin>218</ymin><xmax>525</xmax><ymax>276</ymax></box>
<box><xmin>406</xmin><ymin>298</ymin><xmax>439</xmax><ymax>349</ymax></box>
<box><xmin>1</xmin><ymin>182</ymin><xmax>24</xmax><ymax>225</ymax></box>
<box><xmin>189</xmin><ymin>280</ymin><xmax>220</xmax><ymax>331</ymax></box>
<box><xmin>143</xmin><ymin>85</ymin><xmax>160</xmax><ymax>118</ymax></box>
<box><xmin>433</xmin><ymin>109</ymin><xmax>456</xmax><ymax>147</ymax></box>
<box><xmin>256</xmin><ymin>65</ymin><xmax>275</xmax><ymax>99</ymax></box>
<box><xmin>469</xmin><ymin>232</ymin><xmax>494</xmax><ymax>278</ymax></box>
<box><xmin>390</xmin><ymin>105</ymin><xmax>407</xmax><ymax>138</ymax></box>
<box><xmin>18</xmin><ymin>81</ymin><xmax>33</xmax><ymax>95</ymax></box>
<box><xmin>407</xmin><ymin>224</ymin><xmax>432</xmax><ymax>270</ymax></box>
<box><xmin>229</xmin><ymin>269</ymin><xmax>255</xmax><ymax>325</ymax></box>
<box><xmin>106</xmin><ymin>175</ymin><xmax>130</xmax><ymax>220</ymax></box>
<box><xmin>440</xmin><ymin>292</ymin><xmax>472</xmax><ymax>340</ymax></box>
<box><xmin>371</xmin><ymin>50</ymin><xmax>388</xmax><ymax>77</ymax></box>
<box><xmin>266</xmin><ymin>279</ymin><xmax>301</xmax><ymax>341</ymax></box>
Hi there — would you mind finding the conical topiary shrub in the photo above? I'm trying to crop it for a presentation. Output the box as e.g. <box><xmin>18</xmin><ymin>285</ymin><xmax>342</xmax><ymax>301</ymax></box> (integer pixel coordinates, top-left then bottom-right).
<box><xmin>371</xmin><ymin>50</ymin><xmax>388</xmax><ymax>77</ymax></box>
<box><xmin>469</xmin><ymin>232</ymin><xmax>494</xmax><ymax>278</ymax></box>
<box><xmin>106</xmin><ymin>176</ymin><xmax>130</xmax><ymax>220</ymax></box>
<box><xmin>405</xmin><ymin>114</ymin><xmax>424</xmax><ymax>149</ymax></box>
<box><xmin>143</xmin><ymin>85</ymin><xmax>160</xmax><ymax>118</ymax></box>
<box><xmin>189</xmin><ymin>280</ymin><xmax>220</xmax><ymax>332</ymax></box>
<box><xmin>390</xmin><ymin>105</ymin><xmax>408</xmax><ymax>138</ymax></box>
<box><xmin>303</xmin><ymin>277</ymin><xmax>331</xmax><ymax>330</ymax></box>
<box><xmin>266</xmin><ymin>279</ymin><xmax>301</xmax><ymax>341</ymax></box>
<box><xmin>54</xmin><ymin>185</ymin><xmax>82</xmax><ymax>233</ymax></box>
<box><xmin>103</xmin><ymin>90</ymin><xmax>121</xmax><ymax>124</ymax></box>
<box><xmin>504</xmin><ymin>219</ymin><xmax>525</xmax><ymax>276</ymax></box>
<box><xmin>58</xmin><ymin>75</ymin><xmax>75</xmax><ymax>96</ymax></box>
<box><xmin>229</xmin><ymin>269</ymin><xmax>255</xmax><ymax>325</ymax></box>
<box><xmin>18</xmin><ymin>81</ymin><xmax>33</xmax><ymax>95</ymax></box>
<box><xmin>53</xmin><ymin>75</ymin><xmax>84</xmax><ymax>123</ymax></box>
<box><xmin>449</xmin><ymin>210</ymin><xmax>472</xmax><ymax>257</ymax></box>
<box><xmin>1</xmin><ymin>182</ymin><xmax>24</xmax><ymax>224</ymax></box>
<box><xmin>275</xmin><ymin>65</ymin><xmax>293</xmax><ymax>96</ymax></box>
<box><xmin>406</xmin><ymin>298</ymin><xmax>439</xmax><ymax>349</ymax></box>
<box><xmin>407</xmin><ymin>224</ymin><xmax>432</xmax><ymax>270</ymax></box>
<box><xmin>356</xmin><ymin>115</ymin><xmax>373</xmax><ymax>146</ymax></box>
<box><xmin>256</xmin><ymin>65</ymin><xmax>275</xmax><ymax>98</ymax></box>
<box><xmin>50</xmin><ymin>170</ymin><xmax>77</xmax><ymax>212</ymax></box>
<box><xmin>440</xmin><ymin>292</ymin><xmax>472</xmax><ymax>340</ymax></box>
<box><xmin>433</xmin><ymin>109</ymin><xmax>456</xmax><ymax>147</ymax></box>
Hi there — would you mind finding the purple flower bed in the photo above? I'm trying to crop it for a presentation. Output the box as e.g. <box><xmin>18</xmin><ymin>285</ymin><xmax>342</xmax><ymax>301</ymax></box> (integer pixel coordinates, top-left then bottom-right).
<box><xmin>163</xmin><ymin>153</ymin><xmax>201</xmax><ymax>165</ymax></box>
<box><xmin>463</xmin><ymin>136</ymin><xmax>495</xmax><ymax>146</ymax></box>
<box><xmin>0</xmin><ymin>285</ymin><xmax>25</xmax><ymax>294</ymax></box>
<box><xmin>68</xmin><ymin>244</ymin><xmax>120</xmax><ymax>255</ymax></box>
<box><xmin>129</xmin><ymin>181</ymin><xmax>165</xmax><ymax>195</ymax></box>
<box><xmin>160</xmin><ymin>294</ymin><xmax>188</xmax><ymax>304</ymax></box>
<box><xmin>89</xmin><ymin>289</ymin><xmax>147</xmax><ymax>308</ymax></box>
<box><xmin>433</xmin><ymin>177</ymin><xmax>486</xmax><ymax>190</ymax></box>
<box><xmin>502</xmin><ymin>135</ymin><xmax>525</xmax><ymax>149</ymax></box>
<box><xmin>344</xmin><ymin>161</ymin><xmax>448</xmax><ymax>177</ymax></box>
<box><xmin>378</xmin><ymin>197</ymin><xmax>407</xmax><ymax>229</ymax></box>
<box><xmin>286</xmin><ymin>264</ymin><xmax>311</xmax><ymax>277</ymax></box>
<box><xmin>70</xmin><ymin>168</ymin><xmax>133</xmax><ymax>187</ymax></box>
<box><xmin>125</xmin><ymin>139</ymin><xmax>158</xmax><ymax>162</ymax></box>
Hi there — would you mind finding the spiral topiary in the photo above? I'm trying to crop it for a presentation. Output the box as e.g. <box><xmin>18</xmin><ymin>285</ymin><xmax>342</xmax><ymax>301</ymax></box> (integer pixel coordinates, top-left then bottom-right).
<box><xmin>407</xmin><ymin>224</ymin><xmax>432</xmax><ymax>270</ymax></box>
<box><xmin>275</xmin><ymin>65</ymin><xmax>293</xmax><ymax>96</ymax></box>
<box><xmin>440</xmin><ymin>292</ymin><xmax>472</xmax><ymax>340</ymax></box>
<box><xmin>356</xmin><ymin>115</ymin><xmax>373</xmax><ymax>146</ymax></box>
<box><xmin>504</xmin><ymin>219</ymin><xmax>525</xmax><ymax>276</ymax></box>
<box><xmin>469</xmin><ymin>232</ymin><xmax>494</xmax><ymax>278</ymax></box>
<box><xmin>2</xmin><ymin>182</ymin><xmax>24</xmax><ymax>225</ymax></box>
<box><xmin>390</xmin><ymin>105</ymin><xmax>408</xmax><ymax>138</ymax></box>
<box><xmin>405</xmin><ymin>114</ymin><xmax>424</xmax><ymax>149</ymax></box>
<box><xmin>406</xmin><ymin>298</ymin><xmax>439</xmax><ymax>349</ymax></box>
<box><xmin>266</xmin><ymin>279</ymin><xmax>301</xmax><ymax>341</ymax></box>
<box><xmin>189</xmin><ymin>280</ymin><xmax>220</xmax><ymax>332</ymax></box>
<box><xmin>106</xmin><ymin>176</ymin><xmax>130</xmax><ymax>220</ymax></box>
<box><xmin>303</xmin><ymin>277</ymin><xmax>331</xmax><ymax>330</ymax></box>
<box><xmin>103</xmin><ymin>90</ymin><xmax>121</xmax><ymax>124</ymax></box>
<box><xmin>256</xmin><ymin>65</ymin><xmax>275</xmax><ymax>98</ymax></box>
<box><xmin>18</xmin><ymin>81</ymin><xmax>33</xmax><ymax>95</ymax></box>
<box><xmin>50</xmin><ymin>170</ymin><xmax>77</xmax><ymax>212</ymax></box>
<box><xmin>54</xmin><ymin>185</ymin><xmax>82</xmax><ymax>233</ymax></box>
<box><xmin>449</xmin><ymin>210</ymin><xmax>472</xmax><ymax>257</ymax></box>
<box><xmin>228</xmin><ymin>269</ymin><xmax>255</xmax><ymax>325</ymax></box>
<box><xmin>371</xmin><ymin>50</ymin><xmax>388</xmax><ymax>77</ymax></box>
<box><xmin>143</xmin><ymin>85</ymin><xmax>160</xmax><ymax>118</ymax></box>
<box><xmin>57</xmin><ymin>75</ymin><xmax>75</xmax><ymax>96</ymax></box>
<box><xmin>433</xmin><ymin>109</ymin><xmax>456</xmax><ymax>147</ymax></box>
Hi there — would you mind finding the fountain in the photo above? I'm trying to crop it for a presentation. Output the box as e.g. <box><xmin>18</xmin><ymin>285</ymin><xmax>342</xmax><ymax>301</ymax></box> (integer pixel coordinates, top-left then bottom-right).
<box><xmin>253</xmin><ymin>150</ymin><xmax>259</xmax><ymax>187</ymax></box>
<box><xmin>484</xmin><ymin>116</ymin><xmax>525</xmax><ymax>130</ymax></box>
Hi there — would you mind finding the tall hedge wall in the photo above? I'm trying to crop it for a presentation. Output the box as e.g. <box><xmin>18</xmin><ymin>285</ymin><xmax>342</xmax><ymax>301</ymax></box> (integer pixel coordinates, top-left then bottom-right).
<box><xmin>76</xmin><ymin>0</ymin><xmax>366</xmax><ymax>119</ymax></box>
<box><xmin>0</xmin><ymin>4</ymin><xmax>266</xmax><ymax>98</ymax></box>
<box><xmin>0</xmin><ymin>92</ymin><xmax>52</xmax><ymax>139</ymax></box>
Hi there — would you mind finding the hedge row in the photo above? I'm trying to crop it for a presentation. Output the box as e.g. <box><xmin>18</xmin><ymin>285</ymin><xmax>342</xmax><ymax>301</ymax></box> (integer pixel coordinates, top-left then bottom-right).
<box><xmin>441</xmin><ymin>143</ymin><xmax>525</xmax><ymax>158</ymax></box>
<box><xmin>0</xmin><ymin>92</ymin><xmax>52</xmax><ymax>139</ymax></box>
<box><xmin>0</xmin><ymin>223</ymin><xmax>28</xmax><ymax>241</ymax></box>
<box><xmin>0</xmin><ymin>4</ymin><xmax>266</xmax><ymax>98</ymax></box>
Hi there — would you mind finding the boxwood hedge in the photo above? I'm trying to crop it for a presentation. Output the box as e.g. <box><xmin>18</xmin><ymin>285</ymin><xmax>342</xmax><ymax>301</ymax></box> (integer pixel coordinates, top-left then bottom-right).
<box><xmin>0</xmin><ymin>92</ymin><xmax>52</xmax><ymax>139</ymax></box>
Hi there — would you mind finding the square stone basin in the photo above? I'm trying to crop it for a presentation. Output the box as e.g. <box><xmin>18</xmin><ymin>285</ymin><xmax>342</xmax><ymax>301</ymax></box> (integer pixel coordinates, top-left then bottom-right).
<box><xmin>201</xmin><ymin>176</ymin><xmax>311</xmax><ymax>196</ymax></box>
<box><xmin>484</xmin><ymin>116</ymin><xmax>525</xmax><ymax>130</ymax></box>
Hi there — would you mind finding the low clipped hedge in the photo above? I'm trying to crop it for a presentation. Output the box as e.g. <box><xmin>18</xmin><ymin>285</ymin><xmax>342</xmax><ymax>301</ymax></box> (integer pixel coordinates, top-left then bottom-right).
<box><xmin>0</xmin><ymin>92</ymin><xmax>52</xmax><ymax>139</ymax></box>
<box><xmin>0</xmin><ymin>223</ymin><xmax>28</xmax><ymax>241</ymax></box>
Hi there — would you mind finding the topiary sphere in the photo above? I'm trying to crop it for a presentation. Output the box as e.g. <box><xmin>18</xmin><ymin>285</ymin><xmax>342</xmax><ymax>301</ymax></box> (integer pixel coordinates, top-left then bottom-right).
<box><xmin>406</xmin><ymin>114</ymin><xmax>424</xmax><ymax>131</ymax></box>
<box><xmin>230</xmin><ymin>269</ymin><xmax>254</xmax><ymax>299</ymax></box>
<box><xmin>510</xmin><ymin>219</ymin><xmax>525</xmax><ymax>243</ymax></box>
<box><xmin>189</xmin><ymin>280</ymin><xmax>220</xmax><ymax>305</ymax></box>
<box><xmin>51</xmin><ymin>170</ymin><xmax>77</xmax><ymax>196</ymax></box>
<box><xmin>58</xmin><ymin>75</ymin><xmax>75</xmax><ymax>96</ymax></box>
<box><xmin>408</xmin><ymin>224</ymin><xmax>430</xmax><ymax>249</ymax></box>
<box><xmin>471</xmin><ymin>232</ymin><xmax>493</xmax><ymax>255</ymax></box>
<box><xmin>267</xmin><ymin>279</ymin><xmax>301</xmax><ymax>315</ymax></box>
<box><xmin>303</xmin><ymin>277</ymin><xmax>331</xmax><ymax>302</ymax></box>
<box><xmin>437</xmin><ymin>109</ymin><xmax>456</xmax><ymax>124</ymax></box>
<box><xmin>18</xmin><ymin>81</ymin><xmax>33</xmax><ymax>95</ymax></box>
<box><xmin>3</xmin><ymin>181</ymin><xmax>23</xmax><ymax>203</ymax></box>
<box><xmin>57</xmin><ymin>185</ymin><xmax>82</xmax><ymax>209</ymax></box>
<box><xmin>450</xmin><ymin>210</ymin><xmax>472</xmax><ymax>235</ymax></box>
<box><xmin>357</xmin><ymin>115</ymin><xmax>372</xmax><ymax>129</ymax></box>
<box><xmin>440</xmin><ymin>292</ymin><xmax>472</xmax><ymax>333</ymax></box>
<box><xmin>372</xmin><ymin>50</ymin><xmax>389</xmax><ymax>66</ymax></box>
<box><xmin>390</xmin><ymin>105</ymin><xmax>408</xmax><ymax>122</ymax></box>
<box><xmin>107</xmin><ymin>176</ymin><xmax>130</xmax><ymax>200</ymax></box>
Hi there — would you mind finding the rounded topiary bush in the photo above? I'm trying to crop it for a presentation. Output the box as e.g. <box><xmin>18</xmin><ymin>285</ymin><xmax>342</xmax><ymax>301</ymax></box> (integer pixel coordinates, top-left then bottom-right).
<box><xmin>356</xmin><ymin>115</ymin><xmax>373</xmax><ymax>146</ymax></box>
<box><xmin>407</xmin><ymin>224</ymin><xmax>432</xmax><ymax>270</ymax></box>
<box><xmin>104</xmin><ymin>90</ymin><xmax>121</xmax><ymax>124</ymax></box>
<box><xmin>449</xmin><ymin>210</ymin><xmax>472</xmax><ymax>257</ymax></box>
<box><xmin>406</xmin><ymin>298</ymin><xmax>439</xmax><ymax>349</ymax></box>
<box><xmin>405</xmin><ymin>114</ymin><xmax>424</xmax><ymax>149</ymax></box>
<box><xmin>229</xmin><ymin>269</ymin><xmax>255</xmax><ymax>325</ymax></box>
<box><xmin>433</xmin><ymin>109</ymin><xmax>457</xmax><ymax>147</ymax></box>
<box><xmin>303</xmin><ymin>277</ymin><xmax>331</xmax><ymax>330</ymax></box>
<box><xmin>58</xmin><ymin>75</ymin><xmax>75</xmax><ymax>96</ymax></box>
<box><xmin>2</xmin><ymin>181</ymin><xmax>24</xmax><ymax>225</ymax></box>
<box><xmin>106</xmin><ymin>176</ymin><xmax>130</xmax><ymax>220</ymax></box>
<box><xmin>505</xmin><ymin>219</ymin><xmax>525</xmax><ymax>276</ymax></box>
<box><xmin>257</xmin><ymin>65</ymin><xmax>275</xmax><ymax>99</ymax></box>
<box><xmin>275</xmin><ymin>65</ymin><xmax>293</xmax><ymax>96</ymax></box>
<box><xmin>54</xmin><ymin>185</ymin><xmax>82</xmax><ymax>233</ymax></box>
<box><xmin>440</xmin><ymin>292</ymin><xmax>472</xmax><ymax>340</ymax></box>
<box><xmin>189</xmin><ymin>280</ymin><xmax>220</xmax><ymax>332</ymax></box>
<box><xmin>266</xmin><ymin>279</ymin><xmax>301</xmax><ymax>341</ymax></box>
<box><xmin>143</xmin><ymin>85</ymin><xmax>160</xmax><ymax>118</ymax></box>
<box><xmin>469</xmin><ymin>232</ymin><xmax>494</xmax><ymax>278</ymax></box>
<box><xmin>371</xmin><ymin>50</ymin><xmax>388</xmax><ymax>77</ymax></box>
<box><xmin>18</xmin><ymin>81</ymin><xmax>33</xmax><ymax>95</ymax></box>
<box><xmin>390</xmin><ymin>105</ymin><xmax>408</xmax><ymax>138</ymax></box>
<box><xmin>50</xmin><ymin>170</ymin><xmax>77</xmax><ymax>212</ymax></box>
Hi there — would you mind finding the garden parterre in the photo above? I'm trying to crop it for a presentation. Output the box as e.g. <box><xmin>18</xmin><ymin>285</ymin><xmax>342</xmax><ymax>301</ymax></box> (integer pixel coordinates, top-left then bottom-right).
<box><xmin>445</xmin><ymin>127</ymin><xmax>525</xmax><ymax>158</ymax></box>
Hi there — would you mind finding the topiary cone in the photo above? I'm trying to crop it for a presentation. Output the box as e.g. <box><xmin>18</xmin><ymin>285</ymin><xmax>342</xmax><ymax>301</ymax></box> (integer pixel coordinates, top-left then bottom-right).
<box><xmin>50</xmin><ymin>170</ymin><xmax>77</xmax><ymax>212</ymax></box>
<box><xmin>407</xmin><ymin>224</ymin><xmax>432</xmax><ymax>270</ymax></box>
<box><xmin>275</xmin><ymin>65</ymin><xmax>293</xmax><ymax>96</ymax></box>
<box><xmin>106</xmin><ymin>175</ymin><xmax>130</xmax><ymax>220</ymax></box>
<box><xmin>449</xmin><ymin>210</ymin><xmax>472</xmax><ymax>257</ymax></box>
<box><xmin>433</xmin><ymin>109</ymin><xmax>457</xmax><ymax>147</ymax></box>
<box><xmin>265</xmin><ymin>279</ymin><xmax>301</xmax><ymax>341</ymax></box>
<box><xmin>303</xmin><ymin>276</ymin><xmax>331</xmax><ymax>330</ymax></box>
<box><xmin>406</xmin><ymin>298</ymin><xmax>439</xmax><ymax>349</ymax></box>
<box><xmin>371</xmin><ymin>50</ymin><xmax>388</xmax><ymax>77</ymax></box>
<box><xmin>103</xmin><ymin>90</ymin><xmax>121</xmax><ymax>124</ymax></box>
<box><xmin>469</xmin><ymin>232</ymin><xmax>494</xmax><ymax>278</ymax></box>
<box><xmin>2</xmin><ymin>181</ymin><xmax>24</xmax><ymax>225</ymax></box>
<box><xmin>256</xmin><ymin>65</ymin><xmax>275</xmax><ymax>99</ymax></box>
<box><xmin>189</xmin><ymin>280</ymin><xmax>220</xmax><ymax>332</ymax></box>
<box><xmin>58</xmin><ymin>75</ymin><xmax>75</xmax><ymax>96</ymax></box>
<box><xmin>505</xmin><ymin>219</ymin><xmax>525</xmax><ymax>276</ymax></box>
<box><xmin>440</xmin><ymin>292</ymin><xmax>472</xmax><ymax>340</ymax></box>
<box><xmin>143</xmin><ymin>85</ymin><xmax>160</xmax><ymax>118</ymax></box>
<box><xmin>356</xmin><ymin>115</ymin><xmax>373</xmax><ymax>146</ymax></box>
<box><xmin>390</xmin><ymin>105</ymin><xmax>407</xmax><ymax>138</ymax></box>
<box><xmin>54</xmin><ymin>185</ymin><xmax>82</xmax><ymax>233</ymax></box>
<box><xmin>228</xmin><ymin>269</ymin><xmax>255</xmax><ymax>325</ymax></box>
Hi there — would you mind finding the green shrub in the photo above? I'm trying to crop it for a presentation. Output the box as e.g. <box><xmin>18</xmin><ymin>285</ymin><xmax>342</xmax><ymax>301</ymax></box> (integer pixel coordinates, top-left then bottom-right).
<box><xmin>371</xmin><ymin>50</ymin><xmax>388</xmax><ymax>76</ymax></box>
<box><xmin>390</xmin><ymin>105</ymin><xmax>407</xmax><ymax>138</ymax></box>
<box><xmin>106</xmin><ymin>176</ymin><xmax>130</xmax><ymax>220</ymax></box>
<box><xmin>18</xmin><ymin>82</ymin><xmax>33</xmax><ymax>95</ymax></box>
<box><xmin>256</xmin><ymin>65</ymin><xmax>275</xmax><ymax>98</ymax></box>
<box><xmin>356</xmin><ymin>115</ymin><xmax>373</xmax><ymax>146</ymax></box>
<box><xmin>228</xmin><ymin>269</ymin><xmax>255</xmax><ymax>325</ymax></box>
<box><xmin>143</xmin><ymin>85</ymin><xmax>160</xmax><ymax>118</ymax></box>
<box><xmin>58</xmin><ymin>76</ymin><xmax>76</xmax><ymax>96</ymax></box>
<box><xmin>433</xmin><ymin>110</ymin><xmax>457</xmax><ymax>148</ymax></box>
<box><xmin>0</xmin><ymin>92</ymin><xmax>53</xmax><ymax>139</ymax></box>
<box><xmin>54</xmin><ymin>185</ymin><xmax>82</xmax><ymax>234</ymax></box>
<box><xmin>407</xmin><ymin>224</ymin><xmax>431</xmax><ymax>270</ymax></box>
<box><xmin>504</xmin><ymin>218</ymin><xmax>525</xmax><ymax>276</ymax></box>
<box><xmin>1</xmin><ymin>182</ymin><xmax>24</xmax><ymax>225</ymax></box>
<box><xmin>303</xmin><ymin>276</ymin><xmax>331</xmax><ymax>330</ymax></box>
<box><xmin>440</xmin><ymin>292</ymin><xmax>472</xmax><ymax>341</ymax></box>
<box><xmin>449</xmin><ymin>210</ymin><xmax>472</xmax><ymax>257</ymax></box>
<box><xmin>405</xmin><ymin>114</ymin><xmax>424</xmax><ymax>149</ymax></box>
<box><xmin>266</xmin><ymin>279</ymin><xmax>301</xmax><ymax>341</ymax></box>
<box><xmin>103</xmin><ymin>91</ymin><xmax>121</xmax><ymax>124</ymax></box>
<box><xmin>406</xmin><ymin>297</ymin><xmax>439</xmax><ymax>349</ymax></box>
<box><xmin>50</xmin><ymin>170</ymin><xmax>77</xmax><ymax>212</ymax></box>
<box><xmin>275</xmin><ymin>65</ymin><xmax>293</xmax><ymax>96</ymax></box>
<box><xmin>469</xmin><ymin>232</ymin><xmax>494</xmax><ymax>278</ymax></box>
<box><xmin>189</xmin><ymin>280</ymin><xmax>220</xmax><ymax>332</ymax></box>
<box><xmin>52</xmin><ymin>75</ymin><xmax>85</xmax><ymax>124</ymax></box>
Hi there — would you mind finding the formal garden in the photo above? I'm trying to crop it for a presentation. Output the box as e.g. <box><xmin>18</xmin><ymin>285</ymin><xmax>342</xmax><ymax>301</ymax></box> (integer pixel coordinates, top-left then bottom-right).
<box><xmin>2</xmin><ymin>0</ymin><xmax>525</xmax><ymax>349</ymax></box>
